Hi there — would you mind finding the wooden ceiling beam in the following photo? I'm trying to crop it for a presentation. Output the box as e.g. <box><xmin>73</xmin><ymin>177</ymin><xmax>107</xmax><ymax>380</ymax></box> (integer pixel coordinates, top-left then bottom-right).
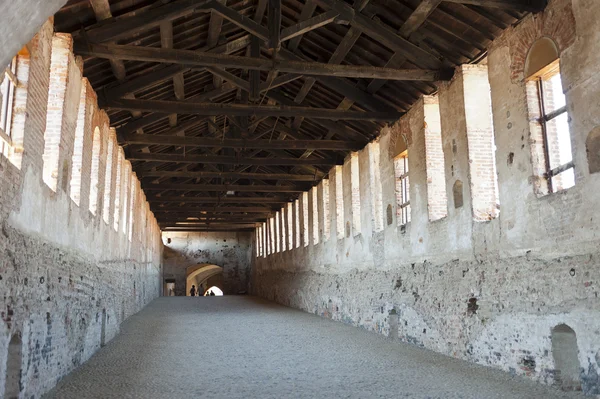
<box><xmin>152</xmin><ymin>206</ymin><xmax>274</xmax><ymax>212</ymax></box>
<box><xmin>160</xmin><ymin>20</ymin><xmax>185</xmax><ymax>128</ymax></box>
<box><xmin>137</xmin><ymin>170</ymin><xmax>319</xmax><ymax>181</ymax></box>
<box><xmin>89</xmin><ymin>0</ymin><xmax>127</xmax><ymax>82</ymax></box>
<box><xmin>154</xmin><ymin>211</ymin><xmax>273</xmax><ymax>217</ymax></box>
<box><xmin>74</xmin><ymin>43</ymin><xmax>449</xmax><ymax>81</ymax></box>
<box><xmin>101</xmin><ymin>36</ymin><xmax>250</xmax><ymax>99</ymax></box>
<box><xmin>288</xmin><ymin>0</ymin><xmax>318</xmax><ymax>51</ymax></box>
<box><xmin>148</xmin><ymin>196</ymin><xmax>287</xmax><ymax>204</ymax></box>
<box><xmin>143</xmin><ymin>184</ymin><xmax>307</xmax><ymax>192</ymax></box>
<box><xmin>115</xmin><ymin>84</ymin><xmax>235</xmax><ymax>136</ymax></box>
<box><xmin>160</xmin><ymin>222</ymin><xmax>260</xmax><ymax>227</ymax></box>
<box><xmin>273</xmin><ymin>46</ymin><xmax>396</xmax><ymax>112</ymax></box>
<box><xmin>399</xmin><ymin>0</ymin><xmax>443</xmax><ymax>38</ymax></box>
<box><xmin>128</xmin><ymin>152</ymin><xmax>339</xmax><ymax>166</ymax></box>
<box><xmin>161</xmin><ymin>227</ymin><xmax>256</xmax><ymax>232</ymax></box>
<box><xmin>80</xmin><ymin>0</ymin><xmax>212</xmax><ymax>43</ymax></box>
<box><xmin>314</xmin><ymin>0</ymin><xmax>442</xmax><ymax>69</ymax></box>
<box><xmin>210</xmin><ymin>0</ymin><xmax>270</xmax><ymax>40</ymax></box>
<box><xmin>442</xmin><ymin>0</ymin><xmax>544</xmax><ymax>11</ymax></box>
<box><xmin>106</xmin><ymin>98</ymin><xmax>402</xmax><ymax>121</ymax></box>
<box><xmin>200</xmin><ymin>70</ymin><xmax>368</xmax><ymax>143</ymax></box>
<box><xmin>268</xmin><ymin>0</ymin><xmax>282</xmax><ymax>50</ymax></box>
<box><xmin>249</xmin><ymin>37</ymin><xmax>261</xmax><ymax>101</ymax></box>
<box><xmin>121</xmin><ymin>134</ymin><xmax>360</xmax><ymax>150</ymax></box>
<box><xmin>280</xmin><ymin>10</ymin><xmax>340</xmax><ymax>43</ymax></box>
<box><xmin>158</xmin><ymin>217</ymin><xmax>268</xmax><ymax>222</ymax></box>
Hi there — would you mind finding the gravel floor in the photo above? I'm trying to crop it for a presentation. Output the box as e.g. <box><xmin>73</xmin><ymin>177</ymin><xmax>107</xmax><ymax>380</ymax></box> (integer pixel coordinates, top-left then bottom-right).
<box><xmin>45</xmin><ymin>296</ymin><xmax>585</xmax><ymax>399</ymax></box>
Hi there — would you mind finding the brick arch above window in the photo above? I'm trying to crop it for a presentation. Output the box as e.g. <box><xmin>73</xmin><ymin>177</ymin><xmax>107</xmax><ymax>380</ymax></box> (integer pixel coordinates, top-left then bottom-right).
<box><xmin>505</xmin><ymin>0</ymin><xmax>576</xmax><ymax>83</ymax></box>
<box><xmin>524</xmin><ymin>37</ymin><xmax>559</xmax><ymax>79</ymax></box>
<box><xmin>387</xmin><ymin>118</ymin><xmax>412</xmax><ymax>160</ymax></box>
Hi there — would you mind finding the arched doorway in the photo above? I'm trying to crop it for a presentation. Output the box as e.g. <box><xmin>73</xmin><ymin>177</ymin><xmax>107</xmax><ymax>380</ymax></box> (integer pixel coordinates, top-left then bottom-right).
<box><xmin>204</xmin><ymin>286</ymin><xmax>224</xmax><ymax>296</ymax></box>
<box><xmin>185</xmin><ymin>264</ymin><xmax>224</xmax><ymax>296</ymax></box>
<box><xmin>5</xmin><ymin>334</ymin><xmax>22</xmax><ymax>399</ymax></box>
<box><xmin>551</xmin><ymin>324</ymin><xmax>581</xmax><ymax>391</ymax></box>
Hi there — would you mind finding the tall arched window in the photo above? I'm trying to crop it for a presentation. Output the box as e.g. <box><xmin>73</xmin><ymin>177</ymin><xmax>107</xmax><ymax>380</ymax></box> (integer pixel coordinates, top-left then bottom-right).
<box><xmin>525</xmin><ymin>37</ymin><xmax>574</xmax><ymax>195</ymax></box>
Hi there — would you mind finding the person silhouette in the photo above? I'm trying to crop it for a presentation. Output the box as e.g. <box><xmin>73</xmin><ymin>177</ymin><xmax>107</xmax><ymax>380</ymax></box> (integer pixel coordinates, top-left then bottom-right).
<box><xmin>190</xmin><ymin>285</ymin><xmax>196</xmax><ymax>296</ymax></box>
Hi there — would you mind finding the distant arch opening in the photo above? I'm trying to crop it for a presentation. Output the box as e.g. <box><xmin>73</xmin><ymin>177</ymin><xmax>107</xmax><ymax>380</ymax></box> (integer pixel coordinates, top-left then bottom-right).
<box><xmin>5</xmin><ymin>334</ymin><xmax>22</xmax><ymax>399</ymax></box>
<box><xmin>204</xmin><ymin>286</ymin><xmax>224</xmax><ymax>296</ymax></box>
<box><xmin>551</xmin><ymin>324</ymin><xmax>581</xmax><ymax>391</ymax></box>
<box><xmin>185</xmin><ymin>264</ymin><xmax>224</xmax><ymax>296</ymax></box>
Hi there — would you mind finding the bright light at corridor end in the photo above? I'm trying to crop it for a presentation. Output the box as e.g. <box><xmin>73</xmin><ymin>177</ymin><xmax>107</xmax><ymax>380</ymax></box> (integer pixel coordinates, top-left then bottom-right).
<box><xmin>204</xmin><ymin>286</ymin><xmax>223</xmax><ymax>296</ymax></box>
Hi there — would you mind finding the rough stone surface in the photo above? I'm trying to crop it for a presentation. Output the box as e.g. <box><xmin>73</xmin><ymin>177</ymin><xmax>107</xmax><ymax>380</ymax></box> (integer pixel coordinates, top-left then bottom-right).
<box><xmin>45</xmin><ymin>296</ymin><xmax>585</xmax><ymax>399</ymax></box>
<box><xmin>162</xmin><ymin>232</ymin><xmax>252</xmax><ymax>296</ymax></box>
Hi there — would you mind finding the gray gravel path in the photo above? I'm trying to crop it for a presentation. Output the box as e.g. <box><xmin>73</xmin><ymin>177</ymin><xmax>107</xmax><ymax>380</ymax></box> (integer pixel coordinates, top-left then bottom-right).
<box><xmin>45</xmin><ymin>296</ymin><xmax>584</xmax><ymax>399</ymax></box>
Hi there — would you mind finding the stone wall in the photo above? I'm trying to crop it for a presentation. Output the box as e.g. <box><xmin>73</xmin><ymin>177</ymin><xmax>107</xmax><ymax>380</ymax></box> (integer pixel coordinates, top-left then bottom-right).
<box><xmin>0</xmin><ymin>19</ymin><xmax>162</xmax><ymax>398</ymax></box>
<box><xmin>162</xmin><ymin>231</ymin><xmax>252</xmax><ymax>296</ymax></box>
<box><xmin>251</xmin><ymin>0</ymin><xmax>600</xmax><ymax>394</ymax></box>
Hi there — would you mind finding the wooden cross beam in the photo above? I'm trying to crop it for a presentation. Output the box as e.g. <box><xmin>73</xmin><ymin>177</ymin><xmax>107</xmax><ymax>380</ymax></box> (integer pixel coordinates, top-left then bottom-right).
<box><xmin>143</xmin><ymin>184</ymin><xmax>307</xmax><ymax>193</ymax></box>
<box><xmin>148</xmin><ymin>196</ymin><xmax>288</xmax><ymax>204</ymax></box>
<box><xmin>73</xmin><ymin>42</ymin><xmax>450</xmax><ymax>82</ymax></box>
<box><xmin>137</xmin><ymin>170</ymin><xmax>319</xmax><ymax>181</ymax></box>
<box><xmin>106</xmin><ymin>98</ymin><xmax>402</xmax><ymax>121</ymax></box>
<box><xmin>443</xmin><ymin>0</ymin><xmax>545</xmax><ymax>11</ymax></box>
<box><xmin>152</xmin><ymin>206</ymin><xmax>274</xmax><ymax>212</ymax></box>
<box><xmin>128</xmin><ymin>153</ymin><xmax>339</xmax><ymax>166</ymax></box>
<box><xmin>121</xmin><ymin>133</ymin><xmax>360</xmax><ymax>151</ymax></box>
<box><xmin>268</xmin><ymin>0</ymin><xmax>281</xmax><ymax>50</ymax></box>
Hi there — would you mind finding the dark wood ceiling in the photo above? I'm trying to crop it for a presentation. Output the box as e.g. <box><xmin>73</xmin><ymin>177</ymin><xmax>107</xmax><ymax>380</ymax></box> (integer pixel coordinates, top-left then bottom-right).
<box><xmin>54</xmin><ymin>0</ymin><xmax>544</xmax><ymax>232</ymax></box>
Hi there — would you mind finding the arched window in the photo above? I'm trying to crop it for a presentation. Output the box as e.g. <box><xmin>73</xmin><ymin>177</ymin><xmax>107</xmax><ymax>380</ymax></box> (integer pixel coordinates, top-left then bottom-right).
<box><xmin>525</xmin><ymin>38</ymin><xmax>574</xmax><ymax>195</ymax></box>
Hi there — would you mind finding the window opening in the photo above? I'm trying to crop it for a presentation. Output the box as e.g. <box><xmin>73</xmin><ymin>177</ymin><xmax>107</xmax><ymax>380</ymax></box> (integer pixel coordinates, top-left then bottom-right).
<box><xmin>350</xmin><ymin>152</ymin><xmax>361</xmax><ymax>235</ymax></box>
<box><xmin>322</xmin><ymin>180</ymin><xmax>330</xmax><ymax>240</ymax></box>
<box><xmin>334</xmin><ymin>165</ymin><xmax>344</xmax><ymax>239</ymax></box>
<box><xmin>302</xmin><ymin>192</ymin><xmax>309</xmax><ymax>247</ymax></box>
<box><xmin>294</xmin><ymin>199</ymin><xmax>301</xmax><ymax>248</ymax></box>
<box><xmin>0</xmin><ymin>57</ymin><xmax>17</xmax><ymax>158</ymax></box>
<box><xmin>103</xmin><ymin>136</ymin><xmax>115</xmax><ymax>224</ymax></box>
<box><xmin>394</xmin><ymin>151</ymin><xmax>411</xmax><ymax>226</ymax></box>
<box><xmin>89</xmin><ymin>127</ymin><xmax>102</xmax><ymax>215</ymax></box>
<box><xmin>533</xmin><ymin>60</ymin><xmax>574</xmax><ymax>192</ymax></box>
<box><xmin>311</xmin><ymin>188</ymin><xmax>319</xmax><ymax>245</ymax></box>
<box><xmin>287</xmin><ymin>202</ymin><xmax>293</xmax><ymax>250</ymax></box>
<box><xmin>113</xmin><ymin>151</ymin><xmax>123</xmax><ymax>231</ymax></box>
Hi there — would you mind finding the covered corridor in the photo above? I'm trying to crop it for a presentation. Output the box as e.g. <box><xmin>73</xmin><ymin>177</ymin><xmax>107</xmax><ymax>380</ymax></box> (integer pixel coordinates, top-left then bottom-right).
<box><xmin>46</xmin><ymin>297</ymin><xmax>584</xmax><ymax>399</ymax></box>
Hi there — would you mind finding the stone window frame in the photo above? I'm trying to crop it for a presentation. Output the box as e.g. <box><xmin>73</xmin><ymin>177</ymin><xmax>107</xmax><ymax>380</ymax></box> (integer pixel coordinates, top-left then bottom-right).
<box><xmin>0</xmin><ymin>57</ymin><xmax>17</xmax><ymax>158</ymax></box>
<box><xmin>311</xmin><ymin>187</ymin><xmax>319</xmax><ymax>245</ymax></box>
<box><xmin>526</xmin><ymin>58</ymin><xmax>574</xmax><ymax>195</ymax></box>
<box><xmin>394</xmin><ymin>150</ymin><xmax>411</xmax><ymax>227</ymax></box>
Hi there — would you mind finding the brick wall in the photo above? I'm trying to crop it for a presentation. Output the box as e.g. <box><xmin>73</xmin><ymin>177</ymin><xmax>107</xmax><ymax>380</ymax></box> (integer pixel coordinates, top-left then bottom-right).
<box><xmin>423</xmin><ymin>95</ymin><xmax>447</xmax><ymax>221</ymax></box>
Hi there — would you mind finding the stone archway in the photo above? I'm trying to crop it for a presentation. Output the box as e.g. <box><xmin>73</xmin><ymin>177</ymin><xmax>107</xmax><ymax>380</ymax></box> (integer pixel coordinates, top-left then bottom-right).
<box><xmin>551</xmin><ymin>324</ymin><xmax>581</xmax><ymax>391</ymax></box>
<box><xmin>5</xmin><ymin>334</ymin><xmax>22</xmax><ymax>398</ymax></box>
<box><xmin>185</xmin><ymin>264</ymin><xmax>224</xmax><ymax>296</ymax></box>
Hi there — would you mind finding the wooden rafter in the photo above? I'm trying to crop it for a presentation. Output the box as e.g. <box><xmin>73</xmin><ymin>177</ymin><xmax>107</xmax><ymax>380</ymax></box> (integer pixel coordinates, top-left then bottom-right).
<box><xmin>136</xmin><ymin>170</ymin><xmax>319</xmax><ymax>181</ymax></box>
<box><xmin>143</xmin><ymin>184</ymin><xmax>307</xmax><ymax>192</ymax></box>
<box><xmin>75</xmin><ymin>43</ymin><xmax>449</xmax><ymax>81</ymax></box>
<box><xmin>121</xmin><ymin>134</ymin><xmax>361</xmax><ymax>150</ymax></box>
<box><xmin>107</xmin><ymin>98</ymin><xmax>402</xmax><ymax>121</ymax></box>
<box><xmin>128</xmin><ymin>153</ymin><xmax>339</xmax><ymax>166</ymax></box>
